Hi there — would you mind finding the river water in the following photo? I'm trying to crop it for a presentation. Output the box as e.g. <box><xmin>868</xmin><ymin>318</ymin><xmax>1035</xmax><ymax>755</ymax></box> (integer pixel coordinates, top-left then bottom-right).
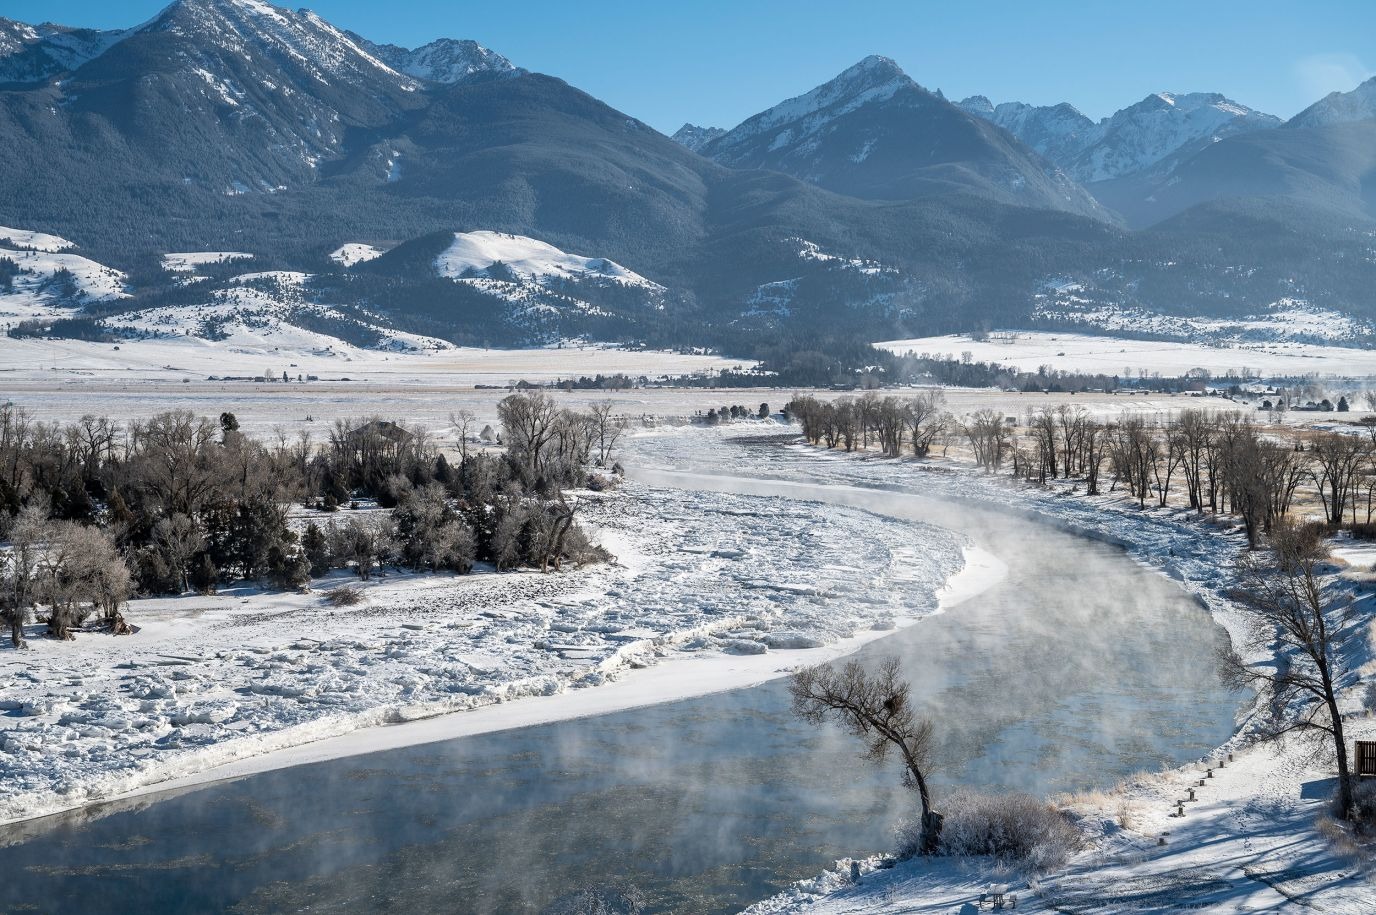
<box><xmin>0</xmin><ymin>454</ymin><xmax>1241</xmax><ymax>914</ymax></box>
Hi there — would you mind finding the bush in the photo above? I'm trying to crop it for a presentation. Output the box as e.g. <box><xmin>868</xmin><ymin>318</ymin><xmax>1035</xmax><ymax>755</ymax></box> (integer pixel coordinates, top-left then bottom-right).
<box><xmin>324</xmin><ymin>585</ymin><xmax>364</xmax><ymax>606</ymax></box>
<box><xmin>1338</xmin><ymin>779</ymin><xmax>1376</xmax><ymax>835</ymax></box>
<box><xmin>897</xmin><ymin>790</ymin><xmax>1081</xmax><ymax>870</ymax></box>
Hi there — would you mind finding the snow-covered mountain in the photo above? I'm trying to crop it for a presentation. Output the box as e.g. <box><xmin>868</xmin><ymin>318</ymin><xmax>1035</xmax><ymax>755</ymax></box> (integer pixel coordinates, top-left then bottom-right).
<box><xmin>0</xmin><ymin>17</ymin><xmax>126</xmax><ymax>83</ymax></box>
<box><xmin>670</xmin><ymin>123</ymin><xmax>726</xmax><ymax>152</ymax></box>
<box><xmin>4</xmin><ymin>1</ymin><xmax>1375</xmax><ymax>346</ymax></box>
<box><xmin>699</xmin><ymin>56</ymin><xmax>1108</xmax><ymax>219</ymax></box>
<box><xmin>143</xmin><ymin>0</ymin><xmax>415</xmax><ymax>92</ymax></box>
<box><xmin>1074</xmin><ymin>92</ymin><xmax>1280</xmax><ymax>182</ymax></box>
<box><xmin>1288</xmin><ymin>76</ymin><xmax>1376</xmax><ymax>128</ymax></box>
<box><xmin>957</xmin><ymin>97</ymin><xmax>1096</xmax><ymax>172</ymax></box>
<box><xmin>358</xmin><ymin>37</ymin><xmax>518</xmax><ymax>84</ymax></box>
<box><xmin>959</xmin><ymin>91</ymin><xmax>1280</xmax><ymax>182</ymax></box>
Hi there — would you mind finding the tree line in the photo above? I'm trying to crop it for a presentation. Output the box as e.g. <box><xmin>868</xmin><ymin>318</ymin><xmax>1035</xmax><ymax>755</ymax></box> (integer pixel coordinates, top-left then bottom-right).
<box><xmin>790</xmin><ymin>398</ymin><xmax>1376</xmax><ymax>827</ymax></box>
<box><xmin>790</xmin><ymin>396</ymin><xmax>1376</xmax><ymax>549</ymax></box>
<box><xmin>0</xmin><ymin>392</ymin><xmax>625</xmax><ymax>648</ymax></box>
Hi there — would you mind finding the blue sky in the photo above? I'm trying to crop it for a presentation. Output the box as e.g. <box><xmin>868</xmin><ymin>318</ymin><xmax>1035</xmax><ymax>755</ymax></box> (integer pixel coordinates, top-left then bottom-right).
<box><xmin>10</xmin><ymin>0</ymin><xmax>1375</xmax><ymax>132</ymax></box>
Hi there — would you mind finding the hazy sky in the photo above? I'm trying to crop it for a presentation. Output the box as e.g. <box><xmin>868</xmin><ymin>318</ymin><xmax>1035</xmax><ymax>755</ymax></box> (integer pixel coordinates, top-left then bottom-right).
<box><xmin>10</xmin><ymin>0</ymin><xmax>1375</xmax><ymax>133</ymax></box>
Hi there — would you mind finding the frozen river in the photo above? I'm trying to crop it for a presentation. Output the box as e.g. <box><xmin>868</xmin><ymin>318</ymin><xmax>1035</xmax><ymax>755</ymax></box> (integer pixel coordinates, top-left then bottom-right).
<box><xmin>0</xmin><ymin>433</ymin><xmax>1242</xmax><ymax>913</ymax></box>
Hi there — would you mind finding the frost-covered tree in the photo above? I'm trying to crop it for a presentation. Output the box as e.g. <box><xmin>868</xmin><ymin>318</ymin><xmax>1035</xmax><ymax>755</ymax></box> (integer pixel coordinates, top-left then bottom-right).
<box><xmin>790</xmin><ymin>657</ymin><xmax>941</xmax><ymax>853</ymax></box>
<box><xmin>1222</xmin><ymin>523</ymin><xmax>1356</xmax><ymax>817</ymax></box>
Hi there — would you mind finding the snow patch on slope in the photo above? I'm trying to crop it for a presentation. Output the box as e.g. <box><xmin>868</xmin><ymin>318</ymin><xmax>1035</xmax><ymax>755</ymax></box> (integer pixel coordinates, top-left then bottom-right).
<box><xmin>329</xmin><ymin>243</ymin><xmax>385</xmax><ymax>267</ymax></box>
<box><xmin>0</xmin><ymin>225</ymin><xmax>75</xmax><ymax>253</ymax></box>
<box><xmin>162</xmin><ymin>251</ymin><xmax>254</xmax><ymax>273</ymax></box>
<box><xmin>434</xmin><ymin>231</ymin><xmax>661</xmax><ymax>289</ymax></box>
<box><xmin>0</xmin><ymin>247</ymin><xmax>126</xmax><ymax>301</ymax></box>
<box><xmin>1034</xmin><ymin>292</ymin><xmax>1376</xmax><ymax>346</ymax></box>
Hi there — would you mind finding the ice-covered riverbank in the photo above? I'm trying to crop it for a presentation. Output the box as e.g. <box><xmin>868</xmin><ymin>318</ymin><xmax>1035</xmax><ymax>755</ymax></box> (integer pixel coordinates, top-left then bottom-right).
<box><xmin>665</xmin><ymin>427</ymin><xmax>1376</xmax><ymax>914</ymax></box>
<box><xmin>0</xmin><ymin>477</ymin><xmax>966</xmax><ymax>826</ymax></box>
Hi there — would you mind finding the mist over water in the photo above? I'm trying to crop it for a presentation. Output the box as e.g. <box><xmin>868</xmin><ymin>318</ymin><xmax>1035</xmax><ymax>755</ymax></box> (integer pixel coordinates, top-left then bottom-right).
<box><xmin>0</xmin><ymin>439</ymin><xmax>1242</xmax><ymax>914</ymax></box>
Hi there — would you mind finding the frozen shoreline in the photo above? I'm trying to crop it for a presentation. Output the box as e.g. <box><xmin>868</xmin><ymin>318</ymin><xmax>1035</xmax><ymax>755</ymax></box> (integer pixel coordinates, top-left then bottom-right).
<box><xmin>88</xmin><ymin>543</ymin><xmax>1004</xmax><ymax>813</ymax></box>
<box><xmin>0</xmin><ymin>474</ymin><xmax>975</xmax><ymax>829</ymax></box>
<box><xmin>714</xmin><ymin>432</ymin><xmax>1376</xmax><ymax>914</ymax></box>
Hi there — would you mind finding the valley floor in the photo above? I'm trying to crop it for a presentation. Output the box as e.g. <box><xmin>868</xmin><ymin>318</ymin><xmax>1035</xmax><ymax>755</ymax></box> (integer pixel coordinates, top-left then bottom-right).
<box><xmin>877</xmin><ymin>330</ymin><xmax>1376</xmax><ymax>378</ymax></box>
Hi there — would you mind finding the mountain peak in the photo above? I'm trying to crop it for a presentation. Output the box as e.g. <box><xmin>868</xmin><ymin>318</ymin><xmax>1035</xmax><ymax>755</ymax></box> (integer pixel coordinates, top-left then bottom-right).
<box><xmin>958</xmin><ymin>95</ymin><xmax>994</xmax><ymax>116</ymax></box>
<box><xmin>845</xmin><ymin>54</ymin><xmax>904</xmax><ymax>77</ymax></box>
<box><xmin>670</xmin><ymin>123</ymin><xmax>726</xmax><ymax>153</ymax></box>
<box><xmin>1287</xmin><ymin>75</ymin><xmax>1376</xmax><ymax>128</ymax></box>
<box><xmin>142</xmin><ymin>0</ymin><xmax>415</xmax><ymax>90</ymax></box>
<box><xmin>968</xmin><ymin>90</ymin><xmax>1280</xmax><ymax>183</ymax></box>
<box><xmin>361</xmin><ymin>37</ymin><xmax>517</xmax><ymax>84</ymax></box>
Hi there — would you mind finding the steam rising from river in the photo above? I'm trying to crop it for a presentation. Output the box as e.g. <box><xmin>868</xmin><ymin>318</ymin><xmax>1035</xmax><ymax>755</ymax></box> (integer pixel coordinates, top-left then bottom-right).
<box><xmin>0</xmin><ymin>427</ymin><xmax>1240</xmax><ymax>914</ymax></box>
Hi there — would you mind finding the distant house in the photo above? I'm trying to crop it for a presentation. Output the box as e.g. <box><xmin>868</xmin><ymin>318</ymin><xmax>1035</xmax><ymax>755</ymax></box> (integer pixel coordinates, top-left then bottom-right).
<box><xmin>345</xmin><ymin>419</ymin><xmax>414</xmax><ymax>446</ymax></box>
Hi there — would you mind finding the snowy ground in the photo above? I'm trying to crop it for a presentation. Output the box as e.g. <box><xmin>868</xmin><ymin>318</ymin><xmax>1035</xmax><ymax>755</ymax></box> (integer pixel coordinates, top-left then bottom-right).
<box><xmin>0</xmin><ymin>477</ymin><xmax>965</xmax><ymax>826</ymax></box>
<box><xmin>658</xmin><ymin>429</ymin><xmax>1376</xmax><ymax>914</ymax></box>
<box><xmin>0</xmin><ymin>332</ymin><xmax>744</xmax><ymax>386</ymax></box>
<box><xmin>878</xmin><ymin>330</ymin><xmax>1376</xmax><ymax>378</ymax></box>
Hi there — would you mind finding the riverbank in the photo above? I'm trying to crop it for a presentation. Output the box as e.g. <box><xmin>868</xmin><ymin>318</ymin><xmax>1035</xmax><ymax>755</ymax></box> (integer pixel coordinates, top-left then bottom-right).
<box><xmin>0</xmin><ymin>476</ymin><xmax>971</xmax><ymax>828</ymax></box>
<box><xmin>719</xmin><ymin>431</ymin><xmax>1376</xmax><ymax>914</ymax></box>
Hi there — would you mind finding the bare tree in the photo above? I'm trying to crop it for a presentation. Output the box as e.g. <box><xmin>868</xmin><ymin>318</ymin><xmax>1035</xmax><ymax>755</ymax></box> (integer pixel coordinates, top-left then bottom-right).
<box><xmin>1221</xmin><ymin>523</ymin><xmax>1356</xmax><ymax>816</ymax></box>
<box><xmin>588</xmin><ymin>402</ymin><xmax>627</xmax><ymax>467</ymax></box>
<box><xmin>332</xmin><ymin>515</ymin><xmax>395</xmax><ymax>581</ymax></box>
<box><xmin>0</xmin><ymin>505</ymin><xmax>46</xmax><ymax>648</ymax></box>
<box><xmin>963</xmin><ymin>410</ymin><xmax>1009</xmax><ymax>472</ymax></box>
<box><xmin>907</xmin><ymin>391</ymin><xmax>946</xmax><ymax>458</ymax></box>
<box><xmin>499</xmin><ymin>392</ymin><xmax>561</xmax><ymax>478</ymax></box>
<box><xmin>449</xmin><ymin>409</ymin><xmax>476</xmax><ymax>463</ymax></box>
<box><xmin>790</xmin><ymin>657</ymin><xmax>942</xmax><ymax>853</ymax></box>
<box><xmin>1310</xmin><ymin>432</ymin><xmax>1368</xmax><ymax>526</ymax></box>
<box><xmin>150</xmin><ymin>513</ymin><xmax>201</xmax><ymax>593</ymax></box>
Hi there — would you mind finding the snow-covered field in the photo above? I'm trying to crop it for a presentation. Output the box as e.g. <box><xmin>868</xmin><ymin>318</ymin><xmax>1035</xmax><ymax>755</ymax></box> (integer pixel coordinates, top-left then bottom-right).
<box><xmin>0</xmin><ymin>476</ymin><xmax>965</xmax><ymax>826</ymax></box>
<box><xmin>878</xmin><ymin>330</ymin><xmax>1376</xmax><ymax>378</ymax></box>
<box><xmin>1033</xmin><ymin>293</ymin><xmax>1376</xmax><ymax>346</ymax></box>
<box><xmin>0</xmin><ymin>332</ymin><xmax>744</xmax><ymax>386</ymax></box>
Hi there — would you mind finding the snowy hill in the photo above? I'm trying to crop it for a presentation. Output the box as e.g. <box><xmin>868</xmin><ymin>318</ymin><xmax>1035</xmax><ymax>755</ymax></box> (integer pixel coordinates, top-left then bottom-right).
<box><xmin>0</xmin><ymin>230</ymin><xmax>125</xmax><ymax>302</ymax></box>
<box><xmin>0</xmin><ymin>225</ymin><xmax>77</xmax><ymax>253</ymax></box>
<box><xmin>958</xmin><ymin>97</ymin><xmax>1096</xmax><ymax>174</ymax></box>
<box><xmin>118</xmin><ymin>270</ymin><xmax>452</xmax><ymax>355</ymax></box>
<box><xmin>162</xmin><ymin>251</ymin><xmax>253</xmax><ymax>273</ymax></box>
<box><xmin>433</xmin><ymin>231</ymin><xmax>661</xmax><ymax>289</ymax></box>
<box><xmin>329</xmin><ymin>243</ymin><xmax>386</xmax><ymax>268</ymax></box>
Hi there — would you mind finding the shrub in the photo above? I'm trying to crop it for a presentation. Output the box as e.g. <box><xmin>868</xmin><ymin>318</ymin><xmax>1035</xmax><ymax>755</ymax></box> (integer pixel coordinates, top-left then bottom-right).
<box><xmin>1338</xmin><ymin>778</ymin><xmax>1376</xmax><ymax>835</ymax></box>
<box><xmin>897</xmin><ymin>790</ymin><xmax>1081</xmax><ymax>870</ymax></box>
<box><xmin>324</xmin><ymin>585</ymin><xmax>364</xmax><ymax>607</ymax></box>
